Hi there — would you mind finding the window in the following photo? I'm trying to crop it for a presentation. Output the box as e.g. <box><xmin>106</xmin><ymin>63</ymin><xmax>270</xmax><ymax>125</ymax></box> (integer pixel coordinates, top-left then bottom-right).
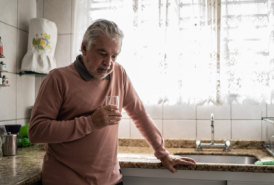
<box><xmin>73</xmin><ymin>0</ymin><xmax>274</xmax><ymax>105</ymax></box>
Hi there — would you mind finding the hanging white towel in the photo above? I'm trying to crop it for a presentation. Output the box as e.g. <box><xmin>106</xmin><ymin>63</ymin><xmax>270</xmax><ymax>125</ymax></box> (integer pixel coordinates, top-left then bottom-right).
<box><xmin>21</xmin><ymin>18</ymin><xmax>57</xmax><ymax>74</ymax></box>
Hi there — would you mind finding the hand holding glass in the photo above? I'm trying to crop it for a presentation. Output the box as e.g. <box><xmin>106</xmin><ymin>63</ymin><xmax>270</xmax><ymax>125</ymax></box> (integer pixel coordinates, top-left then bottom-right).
<box><xmin>105</xmin><ymin>96</ymin><xmax>119</xmax><ymax>110</ymax></box>
<box><xmin>91</xmin><ymin>96</ymin><xmax>121</xmax><ymax>129</ymax></box>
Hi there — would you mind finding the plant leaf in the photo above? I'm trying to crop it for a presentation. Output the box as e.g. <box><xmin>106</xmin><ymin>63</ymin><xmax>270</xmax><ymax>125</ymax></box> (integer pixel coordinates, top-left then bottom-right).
<box><xmin>32</xmin><ymin>38</ymin><xmax>37</xmax><ymax>45</ymax></box>
<box><xmin>38</xmin><ymin>45</ymin><xmax>44</xmax><ymax>50</ymax></box>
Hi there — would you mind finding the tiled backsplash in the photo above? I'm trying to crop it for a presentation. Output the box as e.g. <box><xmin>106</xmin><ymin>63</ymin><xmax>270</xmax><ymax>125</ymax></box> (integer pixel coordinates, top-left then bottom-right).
<box><xmin>0</xmin><ymin>0</ymin><xmax>36</xmax><ymax>127</ymax></box>
<box><xmin>119</xmin><ymin>102</ymin><xmax>270</xmax><ymax>140</ymax></box>
<box><xmin>1</xmin><ymin>0</ymin><xmax>272</xmax><ymax>141</ymax></box>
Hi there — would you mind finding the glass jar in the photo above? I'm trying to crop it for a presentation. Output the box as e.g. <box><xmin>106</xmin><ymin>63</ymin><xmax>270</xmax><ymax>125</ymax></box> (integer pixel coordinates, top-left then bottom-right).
<box><xmin>0</xmin><ymin>61</ymin><xmax>6</xmax><ymax>70</ymax></box>
<box><xmin>2</xmin><ymin>75</ymin><xmax>8</xmax><ymax>85</ymax></box>
<box><xmin>0</xmin><ymin>37</ymin><xmax>3</xmax><ymax>56</ymax></box>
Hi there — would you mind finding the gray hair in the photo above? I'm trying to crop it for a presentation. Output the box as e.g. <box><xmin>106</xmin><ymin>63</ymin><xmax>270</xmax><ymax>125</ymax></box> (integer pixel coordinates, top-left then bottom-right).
<box><xmin>82</xmin><ymin>19</ymin><xmax>124</xmax><ymax>51</ymax></box>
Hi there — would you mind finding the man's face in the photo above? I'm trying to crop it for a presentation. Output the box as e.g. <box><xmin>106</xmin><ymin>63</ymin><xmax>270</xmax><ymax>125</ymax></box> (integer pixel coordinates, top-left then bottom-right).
<box><xmin>81</xmin><ymin>33</ymin><xmax>121</xmax><ymax>79</ymax></box>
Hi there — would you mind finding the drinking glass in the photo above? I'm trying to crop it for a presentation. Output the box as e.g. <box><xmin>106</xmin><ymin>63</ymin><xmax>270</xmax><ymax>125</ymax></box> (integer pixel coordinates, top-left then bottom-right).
<box><xmin>105</xmin><ymin>96</ymin><xmax>119</xmax><ymax>108</ymax></box>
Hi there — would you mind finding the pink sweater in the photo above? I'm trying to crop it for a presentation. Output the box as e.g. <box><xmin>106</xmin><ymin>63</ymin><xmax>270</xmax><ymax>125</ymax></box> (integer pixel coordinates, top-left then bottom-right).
<box><xmin>29</xmin><ymin>59</ymin><xmax>168</xmax><ymax>185</ymax></box>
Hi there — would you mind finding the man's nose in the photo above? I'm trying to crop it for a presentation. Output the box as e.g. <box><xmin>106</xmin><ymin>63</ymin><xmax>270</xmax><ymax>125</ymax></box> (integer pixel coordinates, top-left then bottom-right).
<box><xmin>103</xmin><ymin>56</ymin><xmax>112</xmax><ymax>66</ymax></box>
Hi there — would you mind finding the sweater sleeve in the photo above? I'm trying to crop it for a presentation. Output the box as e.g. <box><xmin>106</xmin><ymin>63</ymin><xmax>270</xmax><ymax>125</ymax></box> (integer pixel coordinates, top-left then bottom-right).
<box><xmin>28</xmin><ymin>73</ymin><xmax>95</xmax><ymax>144</ymax></box>
<box><xmin>122</xmin><ymin>69</ymin><xmax>169</xmax><ymax>159</ymax></box>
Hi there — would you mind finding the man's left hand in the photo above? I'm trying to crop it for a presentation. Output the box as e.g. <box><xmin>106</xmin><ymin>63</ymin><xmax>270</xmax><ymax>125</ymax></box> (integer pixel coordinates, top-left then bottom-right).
<box><xmin>160</xmin><ymin>154</ymin><xmax>196</xmax><ymax>173</ymax></box>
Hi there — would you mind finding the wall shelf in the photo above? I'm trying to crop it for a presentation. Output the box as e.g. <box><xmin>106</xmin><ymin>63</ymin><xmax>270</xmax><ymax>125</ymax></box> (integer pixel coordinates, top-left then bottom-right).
<box><xmin>0</xmin><ymin>55</ymin><xmax>5</xmax><ymax>58</ymax></box>
<box><xmin>0</xmin><ymin>69</ymin><xmax>8</xmax><ymax>77</ymax></box>
<box><xmin>17</xmin><ymin>71</ymin><xmax>47</xmax><ymax>77</ymax></box>
<box><xmin>262</xmin><ymin>117</ymin><xmax>274</xmax><ymax>123</ymax></box>
<box><xmin>0</xmin><ymin>84</ymin><xmax>9</xmax><ymax>87</ymax></box>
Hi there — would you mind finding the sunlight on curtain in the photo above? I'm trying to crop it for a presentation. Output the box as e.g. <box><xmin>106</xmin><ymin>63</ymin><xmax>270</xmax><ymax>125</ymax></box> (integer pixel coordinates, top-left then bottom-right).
<box><xmin>72</xmin><ymin>0</ymin><xmax>274</xmax><ymax>105</ymax></box>
<box><xmin>220</xmin><ymin>0</ymin><xmax>274</xmax><ymax>104</ymax></box>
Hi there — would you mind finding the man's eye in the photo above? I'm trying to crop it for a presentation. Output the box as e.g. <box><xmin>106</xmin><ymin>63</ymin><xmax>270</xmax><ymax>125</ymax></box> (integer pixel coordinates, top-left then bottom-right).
<box><xmin>100</xmin><ymin>53</ymin><xmax>107</xmax><ymax>56</ymax></box>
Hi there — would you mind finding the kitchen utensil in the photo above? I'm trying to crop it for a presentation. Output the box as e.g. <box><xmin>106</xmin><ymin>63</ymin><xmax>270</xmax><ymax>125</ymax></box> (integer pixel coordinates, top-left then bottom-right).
<box><xmin>1</xmin><ymin>132</ymin><xmax>17</xmax><ymax>156</ymax></box>
<box><xmin>5</xmin><ymin>125</ymin><xmax>21</xmax><ymax>134</ymax></box>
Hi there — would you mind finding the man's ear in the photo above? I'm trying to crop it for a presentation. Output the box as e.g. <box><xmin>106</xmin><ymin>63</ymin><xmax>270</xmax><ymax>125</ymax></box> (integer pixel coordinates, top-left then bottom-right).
<box><xmin>81</xmin><ymin>42</ymin><xmax>87</xmax><ymax>56</ymax></box>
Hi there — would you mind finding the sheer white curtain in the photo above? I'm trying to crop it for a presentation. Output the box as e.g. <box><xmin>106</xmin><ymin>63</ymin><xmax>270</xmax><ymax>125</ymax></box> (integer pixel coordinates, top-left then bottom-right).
<box><xmin>220</xmin><ymin>0</ymin><xmax>274</xmax><ymax>104</ymax></box>
<box><xmin>72</xmin><ymin>0</ymin><xmax>274</xmax><ymax>105</ymax></box>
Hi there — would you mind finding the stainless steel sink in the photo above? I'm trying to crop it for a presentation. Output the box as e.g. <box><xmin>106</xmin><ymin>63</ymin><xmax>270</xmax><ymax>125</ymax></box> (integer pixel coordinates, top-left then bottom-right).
<box><xmin>174</xmin><ymin>154</ymin><xmax>258</xmax><ymax>165</ymax></box>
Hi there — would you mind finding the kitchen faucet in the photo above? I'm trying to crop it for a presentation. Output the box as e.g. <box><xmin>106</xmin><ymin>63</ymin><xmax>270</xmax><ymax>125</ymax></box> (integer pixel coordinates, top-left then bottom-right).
<box><xmin>196</xmin><ymin>113</ymin><xmax>231</xmax><ymax>152</ymax></box>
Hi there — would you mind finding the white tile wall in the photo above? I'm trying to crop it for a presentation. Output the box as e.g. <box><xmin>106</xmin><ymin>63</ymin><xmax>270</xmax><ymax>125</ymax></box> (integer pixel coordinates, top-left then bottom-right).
<box><xmin>214</xmin><ymin>120</ymin><xmax>231</xmax><ymax>140</ymax></box>
<box><xmin>261</xmin><ymin>119</ymin><xmax>269</xmax><ymax>142</ymax></box>
<box><xmin>16</xmin><ymin>75</ymin><xmax>35</xmax><ymax>119</ymax></box>
<box><xmin>144</xmin><ymin>104</ymin><xmax>162</xmax><ymax>119</ymax></box>
<box><xmin>267</xmin><ymin>104</ymin><xmax>274</xmax><ymax>117</ymax></box>
<box><xmin>232</xmin><ymin>120</ymin><xmax>261</xmax><ymax>140</ymax></box>
<box><xmin>163</xmin><ymin>102</ymin><xmax>196</xmax><ymax>119</ymax></box>
<box><xmin>16</xmin><ymin>30</ymin><xmax>28</xmax><ymax>73</ymax></box>
<box><xmin>44</xmin><ymin>0</ymin><xmax>72</xmax><ymax>34</ymax></box>
<box><xmin>0</xmin><ymin>22</ymin><xmax>17</xmax><ymax>73</ymax></box>
<box><xmin>36</xmin><ymin>0</ymin><xmax>44</xmax><ymax>18</ymax></box>
<box><xmin>17</xmin><ymin>118</ymin><xmax>29</xmax><ymax>126</ymax></box>
<box><xmin>123</xmin><ymin>101</ymin><xmax>264</xmax><ymax>140</ymax></box>
<box><xmin>130</xmin><ymin>119</ymin><xmax>163</xmax><ymax>138</ymax></box>
<box><xmin>0</xmin><ymin>120</ymin><xmax>17</xmax><ymax>126</ymax></box>
<box><xmin>128</xmin><ymin>98</ymin><xmax>268</xmax><ymax>139</ymax></box>
<box><xmin>163</xmin><ymin>120</ymin><xmax>196</xmax><ymax>139</ymax></box>
<box><xmin>55</xmin><ymin>34</ymin><xmax>71</xmax><ymax>68</ymax></box>
<box><xmin>71</xmin><ymin>0</ymin><xmax>76</xmax><ymax>34</ymax></box>
<box><xmin>0</xmin><ymin>73</ymin><xmax>17</xmax><ymax>120</ymax></box>
<box><xmin>0</xmin><ymin>0</ymin><xmax>37</xmax><ymax>127</ymax></box>
<box><xmin>18</xmin><ymin>0</ymin><xmax>36</xmax><ymax>31</ymax></box>
<box><xmin>231</xmin><ymin>102</ymin><xmax>266</xmax><ymax>120</ymax></box>
<box><xmin>197</xmin><ymin>120</ymin><xmax>211</xmax><ymax>139</ymax></box>
<box><xmin>197</xmin><ymin>120</ymin><xmax>231</xmax><ymax>140</ymax></box>
<box><xmin>197</xmin><ymin>104</ymin><xmax>230</xmax><ymax>120</ymax></box>
<box><xmin>0</xmin><ymin>0</ymin><xmax>17</xmax><ymax>27</ymax></box>
<box><xmin>70</xmin><ymin>34</ymin><xmax>75</xmax><ymax>63</ymax></box>
<box><xmin>0</xmin><ymin>119</ymin><xmax>28</xmax><ymax>128</ymax></box>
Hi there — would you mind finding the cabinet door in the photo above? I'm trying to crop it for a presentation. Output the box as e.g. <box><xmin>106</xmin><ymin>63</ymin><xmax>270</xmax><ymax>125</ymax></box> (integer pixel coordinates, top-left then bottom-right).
<box><xmin>123</xmin><ymin>176</ymin><xmax>226</xmax><ymax>185</ymax></box>
<box><xmin>227</xmin><ymin>181</ymin><xmax>273</xmax><ymax>185</ymax></box>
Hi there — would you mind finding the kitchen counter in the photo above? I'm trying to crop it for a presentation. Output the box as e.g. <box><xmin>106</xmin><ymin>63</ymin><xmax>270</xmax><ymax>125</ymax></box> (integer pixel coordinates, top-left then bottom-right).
<box><xmin>1</xmin><ymin>139</ymin><xmax>274</xmax><ymax>185</ymax></box>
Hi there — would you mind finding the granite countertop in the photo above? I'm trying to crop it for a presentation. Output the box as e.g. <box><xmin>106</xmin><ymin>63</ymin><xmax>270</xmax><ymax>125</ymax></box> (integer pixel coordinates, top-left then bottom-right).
<box><xmin>1</xmin><ymin>139</ymin><xmax>274</xmax><ymax>185</ymax></box>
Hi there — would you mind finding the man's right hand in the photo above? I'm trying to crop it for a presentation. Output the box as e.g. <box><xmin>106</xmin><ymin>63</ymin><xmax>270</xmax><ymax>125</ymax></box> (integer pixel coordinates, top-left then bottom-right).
<box><xmin>90</xmin><ymin>105</ymin><xmax>122</xmax><ymax>129</ymax></box>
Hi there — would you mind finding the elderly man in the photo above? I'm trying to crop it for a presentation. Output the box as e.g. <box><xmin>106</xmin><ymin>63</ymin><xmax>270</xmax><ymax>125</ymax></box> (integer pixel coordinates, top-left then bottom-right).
<box><xmin>29</xmin><ymin>19</ymin><xmax>195</xmax><ymax>185</ymax></box>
